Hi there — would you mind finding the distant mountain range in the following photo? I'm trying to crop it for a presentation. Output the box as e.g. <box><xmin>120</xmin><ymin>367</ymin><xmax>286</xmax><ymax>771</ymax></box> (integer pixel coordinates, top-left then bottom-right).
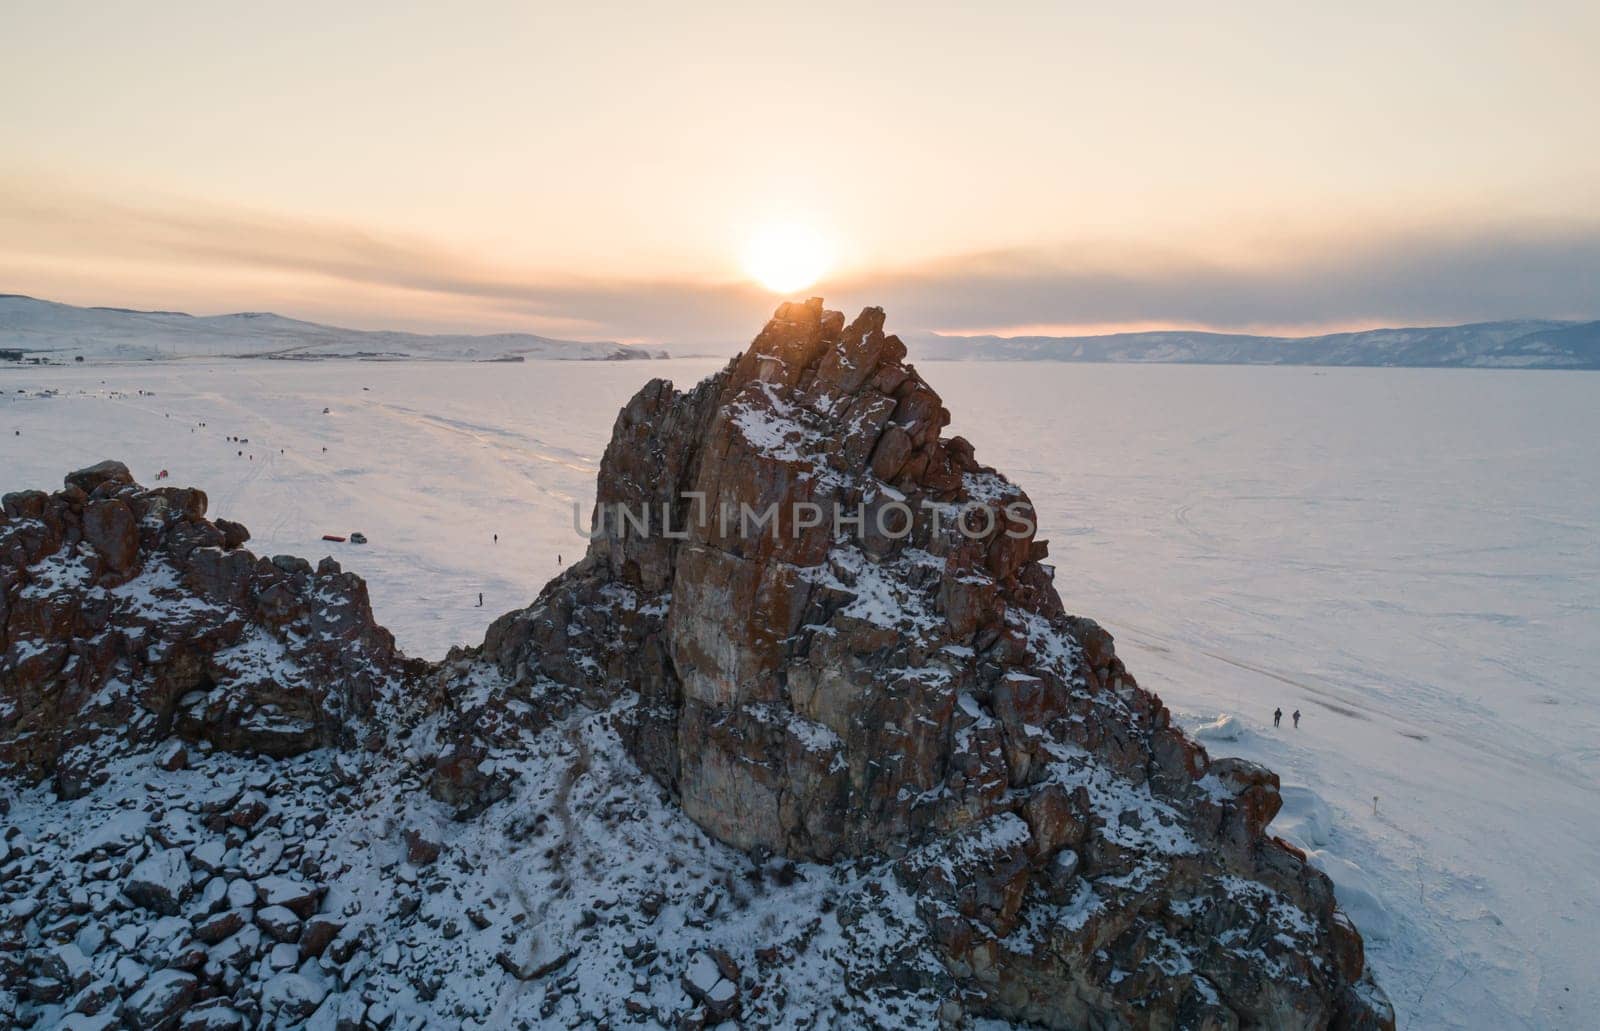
<box><xmin>0</xmin><ymin>294</ymin><xmax>662</xmax><ymax>363</ymax></box>
<box><xmin>8</xmin><ymin>293</ymin><xmax>1599</xmax><ymax>369</ymax></box>
<box><xmin>908</xmin><ymin>318</ymin><xmax>1600</xmax><ymax>369</ymax></box>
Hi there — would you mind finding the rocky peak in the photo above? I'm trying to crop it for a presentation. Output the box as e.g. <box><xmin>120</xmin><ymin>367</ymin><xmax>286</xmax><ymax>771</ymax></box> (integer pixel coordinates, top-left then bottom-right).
<box><xmin>440</xmin><ymin>301</ymin><xmax>1395</xmax><ymax>1028</ymax></box>
<box><xmin>478</xmin><ymin>300</ymin><xmax>1173</xmax><ymax>860</ymax></box>
<box><xmin>1</xmin><ymin>460</ymin><xmax>417</xmax><ymax>798</ymax></box>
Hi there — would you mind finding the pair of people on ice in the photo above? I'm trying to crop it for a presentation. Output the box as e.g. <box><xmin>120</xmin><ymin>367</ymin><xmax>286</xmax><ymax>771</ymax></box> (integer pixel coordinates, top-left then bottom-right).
<box><xmin>1272</xmin><ymin>708</ymin><xmax>1301</xmax><ymax>728</ymax></box>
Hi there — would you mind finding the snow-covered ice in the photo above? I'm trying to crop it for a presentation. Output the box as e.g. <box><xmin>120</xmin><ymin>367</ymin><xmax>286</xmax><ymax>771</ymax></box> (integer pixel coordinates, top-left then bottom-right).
<box><xmin>3</xmin><ymin>356</ymin><xmax>1598</xmax><ymax>1028</ymax></box>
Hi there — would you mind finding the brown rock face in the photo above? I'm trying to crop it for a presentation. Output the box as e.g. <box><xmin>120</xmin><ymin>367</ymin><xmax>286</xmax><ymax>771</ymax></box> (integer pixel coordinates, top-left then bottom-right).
<box><xmin>435</xmin><ymin>300</ymin><xmax>1393</xmax><ymax>1029</ymax></box>
<box><xmin>0</xmin><ymin>461</ymin><xmax>419</xmax><ymax>797</ymax></box>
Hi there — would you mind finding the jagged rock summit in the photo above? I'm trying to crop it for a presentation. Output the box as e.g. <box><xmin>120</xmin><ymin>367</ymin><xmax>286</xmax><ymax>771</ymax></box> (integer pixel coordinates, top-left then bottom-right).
<box><xmin>438</xmin><ymin>299</ymin><xmax>1395</xmax><ymax>1028</ymax></box>
<box><xmin>1</xmin><ymin>301</ymin><xmax>1394</xmax><ymax>1029</ymax></box>
<box><xmin>0</xmin><ymin>459</ymin><xmax>416</xmax><ymax>798</ymax></box>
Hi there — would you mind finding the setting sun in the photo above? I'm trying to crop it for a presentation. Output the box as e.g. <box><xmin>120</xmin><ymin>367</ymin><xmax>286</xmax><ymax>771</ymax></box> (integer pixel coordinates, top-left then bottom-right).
<box><xmin>743</xmin><ymin>222</ymin><xmax>829</xmax><ymax>294</ymax></box>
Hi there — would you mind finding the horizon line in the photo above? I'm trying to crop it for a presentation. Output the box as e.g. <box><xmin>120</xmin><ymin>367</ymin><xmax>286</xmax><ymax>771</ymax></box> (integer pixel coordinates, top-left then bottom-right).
<box><xmin>4</xmin><ymin>290</ymin><xmax>1589</xmax><ymax>349</ymax></box>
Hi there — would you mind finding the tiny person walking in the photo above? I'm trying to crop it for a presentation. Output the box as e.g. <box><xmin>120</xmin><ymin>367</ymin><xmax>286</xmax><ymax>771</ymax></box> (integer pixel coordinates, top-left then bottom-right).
<box><xmin>1292</xmin><ymin>709</ymin><xmax>1301</xmax><ymax>728</ymax></box>
<box><xmin>1273</xmin><ymin>707</ymin><xmax>1282</xmax><ymax>728</ymax></box>
<box><xmin>477</xmin><ymin>592</ymin><xmax>483</xmax><ymax>607</ymax></box>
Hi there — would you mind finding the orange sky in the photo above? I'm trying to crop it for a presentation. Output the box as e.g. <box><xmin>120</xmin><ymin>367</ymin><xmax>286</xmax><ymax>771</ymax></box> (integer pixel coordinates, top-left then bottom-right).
<box><xmin>3</xmin><ymin>2</ymin><xmax>1599</xmax><ymax>342</ymax></box>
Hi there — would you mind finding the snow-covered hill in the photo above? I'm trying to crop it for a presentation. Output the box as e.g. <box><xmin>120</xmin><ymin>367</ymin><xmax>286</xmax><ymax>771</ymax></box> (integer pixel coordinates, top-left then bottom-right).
<box><xmin>0</xmin><ymin>295</ymin><xmax>661</xmax><ymax>363</ymax></box>
<box><xmin>909</xmin><ymin>318</ymin><xmax>1600</xmax><ymax>368</ymax></box>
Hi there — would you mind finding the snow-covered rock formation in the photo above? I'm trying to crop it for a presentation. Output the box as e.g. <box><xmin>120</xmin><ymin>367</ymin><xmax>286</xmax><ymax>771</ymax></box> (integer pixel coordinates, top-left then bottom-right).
<box><xmin>0</xmin><ymin>459</ymin><xmax>417</xmax><ymax>798</ymax></box>
<box><xmin>1</xmin><ymin>302</ymin><xmax>1394</xmax><ymax>1029</ymax></box>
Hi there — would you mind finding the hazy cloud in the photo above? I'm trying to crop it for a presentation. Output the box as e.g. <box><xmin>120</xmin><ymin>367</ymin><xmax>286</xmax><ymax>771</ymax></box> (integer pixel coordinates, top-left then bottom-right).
<box><xmin>4</xmin><ymin>178</ymin><xmax>1598</xmax><ymax>345</ymax></box>
<box><xmin>859</xmin><ymin>226</ymin><xmax>1600</xmax><ymax>336</ymax></box>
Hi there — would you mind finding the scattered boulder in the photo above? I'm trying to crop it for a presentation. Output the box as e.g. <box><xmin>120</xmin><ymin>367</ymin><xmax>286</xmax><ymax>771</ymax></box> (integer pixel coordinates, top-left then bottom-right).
<box><xmin>298</xmin><ymin>915</ymin><xmax>343</xmax><ymax>960</ymax></box>
<box><xmin>123</xmin><ymin>848</ymin><xmax>191</xmax><ymax>916</ymax></box>
<box><xmin>402</xmin><ymin>828</ymin><xmax>441</xmax><ymax>866</ymax></box>
<box><xmin>256</xmin><ymin>905</ymin><xmax>301</xmax><ymax>943</ymax></box>
<box><xmin>64</xmin><ymin>460</ymin><xmax>134</xmax><ymax>495</ymax></box>
<box><xmin>260</xmin><ymin>971</ymin><xmax>327</xmax><ymax>1021</ymax></box>
<box><xmin>213</xmin><ymin>519</ymin><xmax>250</xmax><ymax>551</ymax></box>
<box><xmin>226</xmin><ymin>793</ymin><xmax>268</xmax><ymax>830</ymax></box>
<box><xmin>682</xmin><ymin>948</ymin><xmax>741</xmax><ymax>1021</ymax></box>
<box><xmin>224</xmin><ymin>879</ymin><xmax>256</xmax><ymax>910</ymax></box>
<box><xmin>179</xmin><ymin>1000</ymin><xmax>248</xmax><ymax>1031</ymax></box>
<box><xmin>193</xmin><ymin>909</ymin><xmax>247</xmax><ymax>945</ymax></box>
<box><xmin>124</xmin><ymin>969</ymin><xmax>197</xmax><ymax>1031</ymax></box>
<box><xmin>254</xmin><ymin>876</ymin><xmax>319</xmax><ymax>919</ymax></box>
<box><xmin>37</xmin><ymin>943</ymin><xmax>92</xmax><ymax>994</ymax></box>
<box><xmin>237</xmin><ymin>831</ymin><xmax>283</xmax><ymax>879</ymax></box>
<box><xmin>155</xmin><ymin>741</ymin><xmax>188</xmax><ymax>772</ymax></box>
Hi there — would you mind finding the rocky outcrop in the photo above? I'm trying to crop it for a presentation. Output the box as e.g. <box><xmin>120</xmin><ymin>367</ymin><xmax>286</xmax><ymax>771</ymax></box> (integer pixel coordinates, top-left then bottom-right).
<box><xmin>0</xmin><ymin>460</ymin><xmax>419</xmax><ymax>798</ymax></box>
<box><xmin>1</xmin><ymin>304</ymin><xmax>1394</xmax><ymax>1030</ymax></box>
<box><xmin>431</xmin><ymin>300</ymin><xmax>1394</xmax><ymax>1029</ymax></box>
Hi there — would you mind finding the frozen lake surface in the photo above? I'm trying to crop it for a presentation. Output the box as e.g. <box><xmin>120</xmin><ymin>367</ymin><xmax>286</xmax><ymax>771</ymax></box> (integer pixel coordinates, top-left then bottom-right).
<box><xmin>4</xmin><ymin>357</ymin><xmax>1597</xmax><ymax>1029</ymax></box>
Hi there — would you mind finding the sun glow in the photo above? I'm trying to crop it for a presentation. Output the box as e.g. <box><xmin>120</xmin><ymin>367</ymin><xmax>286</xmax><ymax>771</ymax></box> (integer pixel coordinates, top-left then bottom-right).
<box><xmin>743</xmin><ymin>222</ymin><xmax>829</xmax><ymax>294</ymax></box>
